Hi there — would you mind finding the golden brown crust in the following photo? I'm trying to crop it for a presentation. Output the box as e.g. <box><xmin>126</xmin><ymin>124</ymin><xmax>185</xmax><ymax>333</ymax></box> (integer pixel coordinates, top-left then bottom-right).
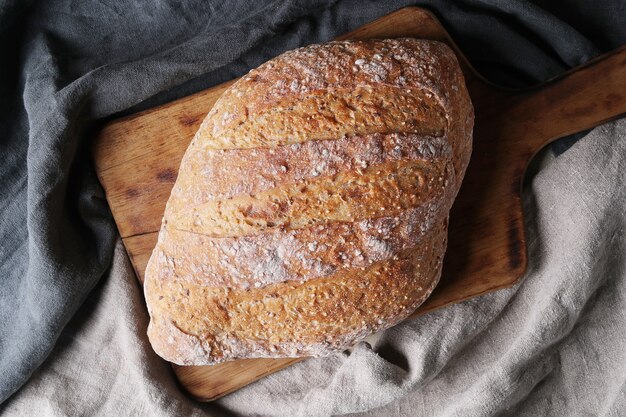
<box><xmin>144</xmin><ymin>38</ymin><xmax>474</xmax><ymax>365</ymax></box>
<box><xmin>146</xmin><ymin>220</ymin><xmax>447</xmax><ymax>365</ymax></box>
<box><xmin>169</xmin><ymin>132</ymin><xmax>451</xmax><ymax>207</ymax></box>
<box><xmin>168</xmin><ymin>158</ymin><xmax>452</xmax><ymax>238</ymax></box>
<box><xmin>153</xmin><ymin>202</ymin><xmax>447</xmax><ymax>289</ymax></box>
<box><xmin>196</xmin><ymin>86</ymin><xmax>446</xmax><ymax>150</ymax></box>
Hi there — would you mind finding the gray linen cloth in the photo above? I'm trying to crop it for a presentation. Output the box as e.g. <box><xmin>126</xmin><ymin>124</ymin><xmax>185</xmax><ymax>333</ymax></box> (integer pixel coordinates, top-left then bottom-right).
<box><xmin>2</xmin><ymin>120</ymin><xmax>625</xmax><ymax>416</ymax></box>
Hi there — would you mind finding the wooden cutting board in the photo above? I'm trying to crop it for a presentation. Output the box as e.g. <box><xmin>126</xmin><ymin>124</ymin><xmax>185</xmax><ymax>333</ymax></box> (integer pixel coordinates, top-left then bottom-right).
<box><xmin>92</xmin><ymin>7</ymin><xmax>626</xmax><ymax>402</ymax></box>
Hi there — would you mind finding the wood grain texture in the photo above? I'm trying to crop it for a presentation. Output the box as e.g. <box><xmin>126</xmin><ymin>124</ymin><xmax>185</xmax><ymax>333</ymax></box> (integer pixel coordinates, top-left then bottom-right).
<box><xmin>92</xmin><ymin>7</ymin><xmax>626</xmax><ymax>401</ymax></box>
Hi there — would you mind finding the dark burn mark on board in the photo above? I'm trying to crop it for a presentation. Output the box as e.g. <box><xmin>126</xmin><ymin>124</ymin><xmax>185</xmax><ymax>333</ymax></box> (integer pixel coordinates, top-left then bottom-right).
<box><xmin>511</xmin><ymin>167</ymin><xmax>524</xmax><ymax>195</ymax></box>
<box><xmin>507</xmin><ymin>218</ymin><xmax>523</xmax><ymax>271</ymax></box>
<box><xmin>603</xmin><ymin>93</ymin><xmax>622</xmax><ymax>111</ymax></box>
<box><xmin>180</xmin><ymin>115</ymin><xmax>200</xmax><ymax>127</ymax></box>
<box><xmin>126</xmin><ymin>188</ymin><xmax>140</xmax><ymax>198</ymax></box>
<box><xmin>157</xmin><ymin>168</ymin><xmax>177</xmax><ymax>183</ymax></box>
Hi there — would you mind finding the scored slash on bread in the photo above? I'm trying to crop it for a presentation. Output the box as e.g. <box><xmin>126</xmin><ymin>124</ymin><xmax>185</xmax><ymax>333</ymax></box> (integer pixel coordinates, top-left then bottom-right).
<box><xmin>144</xmin><ymin>38</ymin><xmax>474</xmax><ymax>365</ymax></box>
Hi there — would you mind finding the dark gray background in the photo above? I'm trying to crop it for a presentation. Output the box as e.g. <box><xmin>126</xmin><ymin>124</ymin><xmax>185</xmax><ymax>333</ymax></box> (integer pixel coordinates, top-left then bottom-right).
<box><xmin>1</xmin><ymin>0</ymin><xmax>624</xmax><ymax>404</ymax></box>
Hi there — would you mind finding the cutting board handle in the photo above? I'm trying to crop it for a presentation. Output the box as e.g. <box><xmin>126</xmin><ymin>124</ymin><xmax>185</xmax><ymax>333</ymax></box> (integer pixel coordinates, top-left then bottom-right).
<box><xmin>502</xmin><ymin>45</ymin><xmax>626</xmax><ymax>158</ymax></box>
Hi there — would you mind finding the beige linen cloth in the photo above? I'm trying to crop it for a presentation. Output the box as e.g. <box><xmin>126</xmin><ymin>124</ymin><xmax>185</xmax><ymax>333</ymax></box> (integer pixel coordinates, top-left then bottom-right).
<box><xmin>2</xmin><ymin>120</ymin><xmax>625</xmax><ymax>416</ymax></box>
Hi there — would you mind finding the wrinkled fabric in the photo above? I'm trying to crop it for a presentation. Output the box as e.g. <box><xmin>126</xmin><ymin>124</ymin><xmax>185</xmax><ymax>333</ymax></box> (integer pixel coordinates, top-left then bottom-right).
<box><xmin>1</xmin><ymin>0</ymin><xmax>625</xmax><ymax>414</ymax></box>
<box><xmin>3</xmin><ymin>122</ymin><xmax>625</xmax><ymax>416</ymax></box>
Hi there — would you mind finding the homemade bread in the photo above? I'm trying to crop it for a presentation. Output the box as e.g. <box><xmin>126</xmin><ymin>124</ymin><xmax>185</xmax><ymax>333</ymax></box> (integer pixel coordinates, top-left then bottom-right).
<box><xmin>144</xmin><ymin>38</ymin><xmax>473</xmax><ymax>365</ymax></box>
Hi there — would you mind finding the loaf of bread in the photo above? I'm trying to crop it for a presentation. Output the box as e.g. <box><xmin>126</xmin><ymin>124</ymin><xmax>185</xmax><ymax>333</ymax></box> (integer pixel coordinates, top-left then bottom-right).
<box><xmin>144</xmin><ymin>38</ymin><xmax>473</xmax><ymax>365</ymax></box>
